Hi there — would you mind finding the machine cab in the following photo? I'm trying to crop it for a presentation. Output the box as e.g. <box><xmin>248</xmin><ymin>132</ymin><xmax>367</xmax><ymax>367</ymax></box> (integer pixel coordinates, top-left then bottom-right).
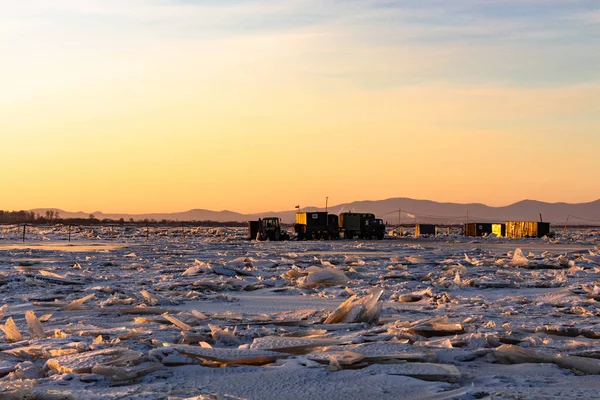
<box><xmin>261</xmin><ymin>217</ymin><xmax>280</xmax><ymax>228</ymax></box>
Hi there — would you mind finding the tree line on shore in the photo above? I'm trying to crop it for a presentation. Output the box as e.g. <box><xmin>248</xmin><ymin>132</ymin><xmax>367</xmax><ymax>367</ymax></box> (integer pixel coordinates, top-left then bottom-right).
<box><xmin>0</xmin><ymin>210</ymin><xmax>246</xmax><ymax>227</ymax></box>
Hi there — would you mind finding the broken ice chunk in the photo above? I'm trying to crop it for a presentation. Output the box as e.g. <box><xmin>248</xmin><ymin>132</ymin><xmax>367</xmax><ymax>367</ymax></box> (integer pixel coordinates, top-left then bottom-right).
<box><xmin>25</xmin><ymin>310</ymin><xmax>46</xmax><ymax>340</ymax></box>
<box><xmin>299</xmin><ymin>268</ymin><xmax>348</xmax><ymax>288</ymax></box>
<box><xmin>509</xmin><ymin>248</ymin><xmax>529</xmax><ymax>267</ymax></box>
<box><xmin>62</xmin><ymin>293</ymin><xmax>95</xmax><ymax>311</ymax></box>
<box><xmin>1</xmin><ymin>317</ymin><xmax>23</xmax><ymax>342</ymax></box>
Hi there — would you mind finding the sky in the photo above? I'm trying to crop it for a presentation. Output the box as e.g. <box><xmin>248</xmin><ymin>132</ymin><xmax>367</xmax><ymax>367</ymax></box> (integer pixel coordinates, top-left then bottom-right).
<box><xmin>1</xmin><ymin>0</ymin><xmax>599</xmax><ymax>214</ymax></box>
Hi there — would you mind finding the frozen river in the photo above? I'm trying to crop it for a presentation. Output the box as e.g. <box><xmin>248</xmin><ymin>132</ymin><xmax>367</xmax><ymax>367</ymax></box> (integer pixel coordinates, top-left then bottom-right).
<box><xmin>1</xmin><ymin>226</ymin><xmax>600</xmax><ymax>399</ymax></box>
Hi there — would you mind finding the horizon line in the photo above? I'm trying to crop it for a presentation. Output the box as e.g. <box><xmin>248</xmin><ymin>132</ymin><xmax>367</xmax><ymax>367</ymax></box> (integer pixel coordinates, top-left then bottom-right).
<box><xmin>11</xmin><ymin>196</ymin><xmax>600</xmax><ymax>216</ymax></box>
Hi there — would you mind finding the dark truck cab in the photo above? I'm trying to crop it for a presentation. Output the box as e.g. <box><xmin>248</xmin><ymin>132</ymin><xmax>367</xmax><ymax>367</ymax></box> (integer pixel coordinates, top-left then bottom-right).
<box><xmin>363</xmin><ymin>218</ymin><xmax>385</xmax><ymax>240</ymax></box>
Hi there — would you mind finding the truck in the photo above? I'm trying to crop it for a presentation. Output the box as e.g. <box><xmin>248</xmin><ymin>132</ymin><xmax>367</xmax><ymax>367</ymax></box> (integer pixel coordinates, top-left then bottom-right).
<box><xmin>248</xmin><ymin>217</ymin><xmax>290</xmax><ymax>241</ymax></box>
<box><xmin>363</xmin><ymin>218</ymin><xmax>386</xmax><ymax>240</ymax></box>
<box><xmin>339</xmin><ymin>212</ymin><xmax>385</xmax><ymax>239</ymax></box>
<box><xmin>294</xmin><ymin>212</ymin><xmax>339</xmax><ymax>240</ymax></box>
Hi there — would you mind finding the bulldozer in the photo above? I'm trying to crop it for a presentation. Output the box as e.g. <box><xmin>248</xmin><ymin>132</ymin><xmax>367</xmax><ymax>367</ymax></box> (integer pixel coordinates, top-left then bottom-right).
<box><xmin>248</xmin><ymin>217</ymin><xmax>290</xmax><ymax>241</ymax></box>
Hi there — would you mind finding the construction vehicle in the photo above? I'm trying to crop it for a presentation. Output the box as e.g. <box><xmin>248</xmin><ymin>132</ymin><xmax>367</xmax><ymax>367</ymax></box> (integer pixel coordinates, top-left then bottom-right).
<box><xmin>295</xmin><ymin>212</ymin><xmax>338</xmax><ymax>240</ymax></box>
<box><xmin>248</xmin><ymin>217</ymin><xmax>290</xmax><ymax>241</ymax></box>
<box><xmin>339</xmin><ymin>212</ymin><xmax>385</xmax><ymax>239</ymax></box>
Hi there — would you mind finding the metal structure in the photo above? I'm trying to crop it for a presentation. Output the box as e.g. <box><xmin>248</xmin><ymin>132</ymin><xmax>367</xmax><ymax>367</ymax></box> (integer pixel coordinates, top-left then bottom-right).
<box><xmin>294</xmin><ymin>212</ymin><xmax>331</xmax><ymax>240</ymax></box>
<box><xmin>415</xmin><ymin>224</ymin><xmax>437</xmax><ymax>237</ymax></box>
<box><xmin>339</xmin><ymin>212</ymin><xmax>384</xmax><ymax>239</ymax></box>
<box><xmin>505</xmin><ymin>221</ymin><xmax>550</xmax><ymax>238</ymax></box>
<box><xmin>464</xmin><ymin>223</ymin><xmax>505</xmax><ymax>237</ymax></box>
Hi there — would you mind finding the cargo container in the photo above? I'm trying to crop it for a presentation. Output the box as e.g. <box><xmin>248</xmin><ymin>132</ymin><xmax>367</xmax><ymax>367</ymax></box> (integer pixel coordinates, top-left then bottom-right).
<box><xmin>505</xmin><ymin>221</ymin><xmax>550</xmax><ymax>238</ymax></box>
<box><xmin>339</xmin><ymin>212</ymin><xmax>381</xmax><ymax>239</ymax></box>
<box><xmin>339</xmin><ymin>213</ymin><xmax>362</xmax><ymax>235</ymax></box>
<box><xmin>464</xmin><ymin>223</ymin><xmax>492</xmax><ymax>237</ymax></box>
<box><xmin>339</xmin><ymin>212</ymin><xmax>371</xmax><ymax>239</ymax></box>
<box><xmin>295</xmin><ymin>212</ymin><xmax>330</xmax><ymax>240</ymax></box>
<box><xmin>464</xmin><ymin>223</ymin><xmax>505</xmax><ymax>237</ymax></box>
<box><xmin>415</xmin><ymin>224</ymin><xmax>437</xmax><ymax>237</ymax></box>
<box><xmin>294</xmin><ymin>211</ymin><xmax>383</xmax><ymax>240</ymax></box>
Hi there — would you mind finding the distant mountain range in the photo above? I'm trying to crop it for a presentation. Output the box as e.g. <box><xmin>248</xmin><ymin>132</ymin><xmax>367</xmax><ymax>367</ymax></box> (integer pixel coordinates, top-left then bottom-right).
<box><xmin>30</xmin><ymin>197</ymin><xmax>600</xmax><ymax>225</ymax></box>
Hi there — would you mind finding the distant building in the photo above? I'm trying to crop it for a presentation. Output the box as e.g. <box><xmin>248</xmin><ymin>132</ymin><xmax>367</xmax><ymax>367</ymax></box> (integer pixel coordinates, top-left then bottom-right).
<box><xmin>464</xmin><ymin>223</ymin><xmax>505</xmax><ymax>237</ymax></box>
<box><xmin>505</xmin><ymin>221</ymin><xmax>550</xmax><ymax>238</ymax></box>
<box><xmin>415</xmin><ymin>224</ymin><xmax>437</xmax><ymax>237</ymax></box>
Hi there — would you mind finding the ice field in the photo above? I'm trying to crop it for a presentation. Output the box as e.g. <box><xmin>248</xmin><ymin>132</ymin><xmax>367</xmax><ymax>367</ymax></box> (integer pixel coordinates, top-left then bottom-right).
<box><xmin>1</xmin><ymin>225</ymin><xmax>600</xmax><ymax>399</ymax></box>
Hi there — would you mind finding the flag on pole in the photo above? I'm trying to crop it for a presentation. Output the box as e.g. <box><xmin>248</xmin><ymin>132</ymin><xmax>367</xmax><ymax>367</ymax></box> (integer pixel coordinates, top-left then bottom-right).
<box><xmin>295</xmin><ymin>205</ymin><xmax>300</xmax><ymax>209</ymax></box>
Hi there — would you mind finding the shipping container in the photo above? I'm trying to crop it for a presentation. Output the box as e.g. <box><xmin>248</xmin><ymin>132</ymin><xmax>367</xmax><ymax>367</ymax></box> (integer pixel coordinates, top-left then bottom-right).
<box><xmin>295</xmin><ymin>212</ymin><xmax>330</xmax><ymax>239</ymax></box>
<box><xmin>339</xmin><ymin>213</ymin><xmax>376</xmax><ymax>239</ymax></box>
<box><xmin>505</xmin><ymin>221</ymin><xmax>550</xmax><ymax>238</ymax></box>
<box><xmin>296</xmin><ymin>212</ymin><xmax>328</xmax><ymax>229</ymax></box>
<box><xmin>464</xmin><ymin>223</ymin><xmax>505</xmax><ymax>237</ymax></box>
<box><xmin>464</xmin><ymin>223</ymin><xmax>494</xmax><ymax>237</ymax></box>
<box><xmin>339</xmin><ymin>213</ymin><xmax>361</xmax><ymax>231</ymax></box>
<box><xmin>415</xmin><ymin>224</ymin><xmax>437</xmax><ymax>237</ymax></box>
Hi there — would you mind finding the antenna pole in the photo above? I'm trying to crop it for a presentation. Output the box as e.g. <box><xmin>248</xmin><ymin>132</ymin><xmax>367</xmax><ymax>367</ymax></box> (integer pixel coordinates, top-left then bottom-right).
<box><xmin>398</xmin><ymin>209</ymin><xmax>402</xmax><ymax>236</ymax></box>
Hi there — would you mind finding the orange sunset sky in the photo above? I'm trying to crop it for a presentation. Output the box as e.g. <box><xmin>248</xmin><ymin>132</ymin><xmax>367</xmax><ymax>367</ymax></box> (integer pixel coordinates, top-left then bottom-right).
<box><xmin>1</xmin><ymin>1</ymin><xmax>599</xmax><ymax>214</ymax></box>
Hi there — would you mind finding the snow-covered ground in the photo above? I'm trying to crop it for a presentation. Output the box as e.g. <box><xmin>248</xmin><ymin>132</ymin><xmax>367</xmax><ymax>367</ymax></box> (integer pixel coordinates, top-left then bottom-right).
<box><xmin>1</xmin><ymin>226</ymin><xmax>600</xmax><ymax>399</ymax></box>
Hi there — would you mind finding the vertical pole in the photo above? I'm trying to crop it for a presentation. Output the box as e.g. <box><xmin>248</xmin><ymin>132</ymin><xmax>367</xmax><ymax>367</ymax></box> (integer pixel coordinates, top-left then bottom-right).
<box><xmin>325</xmin><ymin>197</ymin><xmax>329</xmax><ymax>235</ymax></box>
<box><xmin>22</xmin><ymin>224</ymin><xmax>26</xmax><ymax>242</ymax></box>
<box><xmin>563</xmin><ymin>215</ymin><xmax>569</xmax><ymax>236</ymax></box>
<box><xmin>68</xmin><ymin>225</ymin><xmax>72</xmax><ymax>242</ymax></box>
<box><xmin>398</xmin><ymin>209</ymin><xmax>402</xmax><ymax>236</ymax></box>
<box><xmin>146</xmin><ymin>226</ymin><xmax>149</xmax><ymax>241</ymax></box>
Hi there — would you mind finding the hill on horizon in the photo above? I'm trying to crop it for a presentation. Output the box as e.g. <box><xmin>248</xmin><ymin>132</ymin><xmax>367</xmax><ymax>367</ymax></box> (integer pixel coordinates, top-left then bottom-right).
<box><xmin>27</xmin><ymin>197</ymin><xmax>600</xmax><ymax>225</ymax></box>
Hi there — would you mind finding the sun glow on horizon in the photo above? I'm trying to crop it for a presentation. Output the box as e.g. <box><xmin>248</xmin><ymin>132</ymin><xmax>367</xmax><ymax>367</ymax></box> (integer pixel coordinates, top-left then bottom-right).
<box><xmin>1</xmin><ymin>0</ymin><xmax>599</xmax><ymax>214</ymax></box>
